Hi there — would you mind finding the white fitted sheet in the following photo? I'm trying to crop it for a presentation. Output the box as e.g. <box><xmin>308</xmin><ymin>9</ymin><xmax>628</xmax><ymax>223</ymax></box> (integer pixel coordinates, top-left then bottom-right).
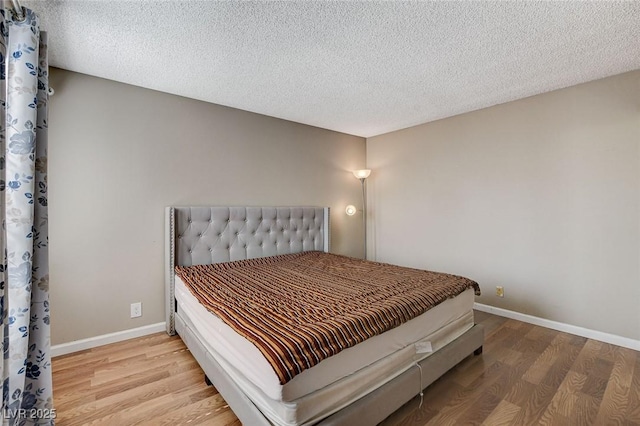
<box><xmin>175</xmin><ymin>276</ymin><xmax>474</xmax><ymax>403</ymax></box>
<box><xmin>179</xmin><ymin>305</ymin><xmax>474</xmax><ymax>425</ymax></box>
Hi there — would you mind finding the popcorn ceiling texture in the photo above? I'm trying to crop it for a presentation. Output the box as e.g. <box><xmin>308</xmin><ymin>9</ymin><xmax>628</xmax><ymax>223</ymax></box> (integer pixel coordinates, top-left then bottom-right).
<box><xmin>24</xmin><ymin>1</ymin><xmax>640</xmax><ymax>137</ymax></box>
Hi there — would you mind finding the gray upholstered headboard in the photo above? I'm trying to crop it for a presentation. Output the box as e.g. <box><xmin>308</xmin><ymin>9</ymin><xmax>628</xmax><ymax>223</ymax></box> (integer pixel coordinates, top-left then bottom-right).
<box><xmin>165</xmin><ymin>206</ymin><xmax>330</xmax><ymax>334</ymax></box>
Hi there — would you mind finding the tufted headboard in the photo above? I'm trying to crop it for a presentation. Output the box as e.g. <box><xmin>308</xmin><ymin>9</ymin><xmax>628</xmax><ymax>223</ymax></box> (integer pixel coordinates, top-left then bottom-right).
<box><xmin>165</xmin><ymin>206</ymin><xmax>330</xmax><ymax>334</ymax></box>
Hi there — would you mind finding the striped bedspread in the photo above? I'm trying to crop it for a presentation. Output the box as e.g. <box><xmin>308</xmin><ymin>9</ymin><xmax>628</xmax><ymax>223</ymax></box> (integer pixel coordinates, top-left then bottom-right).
<box><xmin>175</xmin><ymin>251</ymin><xmax>480</xmax><ymax>384</ymax></box>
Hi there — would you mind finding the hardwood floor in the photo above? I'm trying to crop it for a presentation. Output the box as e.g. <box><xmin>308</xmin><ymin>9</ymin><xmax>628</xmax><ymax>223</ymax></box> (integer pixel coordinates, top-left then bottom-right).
<box><xmin>52</xmin><ymin>311</ymin><xmax>640</xmax><ymax>425</ymax></box>
<box><xmin>52</xmin><ymin>333</ymin><xmax>239</xmax><ymax>425</ymax></box>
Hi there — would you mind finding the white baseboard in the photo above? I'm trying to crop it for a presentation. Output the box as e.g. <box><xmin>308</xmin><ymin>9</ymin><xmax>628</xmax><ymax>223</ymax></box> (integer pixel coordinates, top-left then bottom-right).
<box><xmin>474</xmin><ymin>303</ymin><xmax>640</xmax><ymax>351</ymax></box>
<box><xmin>51</xmin><ymin>322</ymin><xmax>166</xmax><ymax>357</ymax></box>
<box><xmin>52</xmin><ymin>306</ymin><xmax>640</xmax><ymax>357</ymax></box>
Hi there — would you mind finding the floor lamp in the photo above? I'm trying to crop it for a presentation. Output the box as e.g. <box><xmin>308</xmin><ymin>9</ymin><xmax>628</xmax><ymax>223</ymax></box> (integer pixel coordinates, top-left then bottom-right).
<box><xmin>349</xmin><ymin>169</ymin><xmax>371</xmax><ymax>259</ymax></box>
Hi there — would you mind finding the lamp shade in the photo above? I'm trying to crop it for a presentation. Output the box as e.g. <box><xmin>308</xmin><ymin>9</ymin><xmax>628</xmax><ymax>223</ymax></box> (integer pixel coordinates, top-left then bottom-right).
<box><xmin>345</xmin><ymin>205</ymin><xmax>357</xmax><ymax>216</ymax></box>
<box><xmin>353</xmin><ymin>169</ymin><xmax>371</xmax><ymax>179</ymax></box>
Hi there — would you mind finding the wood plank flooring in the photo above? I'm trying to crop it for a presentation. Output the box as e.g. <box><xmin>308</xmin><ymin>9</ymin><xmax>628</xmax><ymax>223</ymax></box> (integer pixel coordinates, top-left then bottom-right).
<box><xmin>52</xmin><ymin>311</ymin><xmax>640</xmax><ymax>425</ymax></box>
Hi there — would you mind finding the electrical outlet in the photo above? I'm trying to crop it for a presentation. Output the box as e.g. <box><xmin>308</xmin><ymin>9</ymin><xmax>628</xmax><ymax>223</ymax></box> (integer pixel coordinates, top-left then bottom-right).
<box><xmin>130</xmin><ymin>302</ymin><xmax>142</xmax><ymax>318</ymax></box>
<box><xmin>496</xmin><ymin>286</ymin><xmax>504</xmax><ymax>298</ymax></box>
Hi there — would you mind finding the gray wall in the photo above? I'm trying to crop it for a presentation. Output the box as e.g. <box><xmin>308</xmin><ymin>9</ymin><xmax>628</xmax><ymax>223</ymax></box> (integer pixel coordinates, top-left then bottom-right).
<box><xmin>367</xmin><ymin>71</ymin><xmax>640</xmax><ymax>340</ymax></box>
<box><xmin>49</xmin><ymin>68</ymin><xmax>366</xmax><ymax>345</ymax></box>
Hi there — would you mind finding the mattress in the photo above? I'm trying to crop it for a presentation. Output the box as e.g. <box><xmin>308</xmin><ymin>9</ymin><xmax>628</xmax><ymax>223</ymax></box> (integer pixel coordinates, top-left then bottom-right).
<box><xmin>175</xmin><ymin>276</ymin><xmax>475</xmax><ymax>425</ymax></box>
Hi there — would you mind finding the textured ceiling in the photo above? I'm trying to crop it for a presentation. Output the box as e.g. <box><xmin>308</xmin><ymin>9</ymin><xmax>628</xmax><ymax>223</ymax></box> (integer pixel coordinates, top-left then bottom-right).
<box><xmin>23</xmin><ymin>0</ymin><xmax>640</xmax><ymax>137</ymax></box>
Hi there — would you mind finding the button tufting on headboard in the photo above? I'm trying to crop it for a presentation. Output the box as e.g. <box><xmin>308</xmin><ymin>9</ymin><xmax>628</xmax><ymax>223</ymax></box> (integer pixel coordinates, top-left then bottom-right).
<box><xmin>172</xmin><ymin>206</ymin><xmax>327</xmax><ymax>266</ymax></box>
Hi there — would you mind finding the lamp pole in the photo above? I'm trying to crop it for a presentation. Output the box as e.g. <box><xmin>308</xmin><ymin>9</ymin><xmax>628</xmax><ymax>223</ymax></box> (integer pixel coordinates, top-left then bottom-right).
<box><xmin>352</xmin><ymin>169</ymin><xmax>371</xmax><ymax>260</ymax></box>
<box><xmin>359</xmin><ymin>177</ymin><xmax>367</xmax><ymax>259</ymax></box>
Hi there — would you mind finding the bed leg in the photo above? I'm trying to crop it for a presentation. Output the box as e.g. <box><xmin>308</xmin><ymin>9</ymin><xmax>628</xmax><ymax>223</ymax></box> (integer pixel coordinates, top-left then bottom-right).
<box><xmin>204</xmin><ymin>375</ymin><xmax>212</xmax><ymax>386</ymax></box>
<box><xmin>474</xmin><ymin>346</ymin><xmax>483</xmax><ymax>356</ymax></box>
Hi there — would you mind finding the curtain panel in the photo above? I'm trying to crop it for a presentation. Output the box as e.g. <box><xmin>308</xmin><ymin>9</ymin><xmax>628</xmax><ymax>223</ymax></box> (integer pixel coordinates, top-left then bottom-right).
<box><xmin>0</xmin><ymin>5</ymin><xmax>53</xmax><ymax>426</ymax></box>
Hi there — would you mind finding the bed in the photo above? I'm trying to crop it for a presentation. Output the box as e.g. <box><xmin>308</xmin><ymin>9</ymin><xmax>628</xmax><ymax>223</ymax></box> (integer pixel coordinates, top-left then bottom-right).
<box><xmin>165</xmin><ymin>206</ymin><xmax>484</xmax><ymax>425</ymax></box>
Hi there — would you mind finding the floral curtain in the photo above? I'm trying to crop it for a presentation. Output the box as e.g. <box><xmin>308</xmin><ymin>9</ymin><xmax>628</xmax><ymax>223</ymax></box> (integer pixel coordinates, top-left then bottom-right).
<box><xmin>0</xmin><ymin>5</ymin><xmax>53</xmax><ymax>426</ymax></box>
